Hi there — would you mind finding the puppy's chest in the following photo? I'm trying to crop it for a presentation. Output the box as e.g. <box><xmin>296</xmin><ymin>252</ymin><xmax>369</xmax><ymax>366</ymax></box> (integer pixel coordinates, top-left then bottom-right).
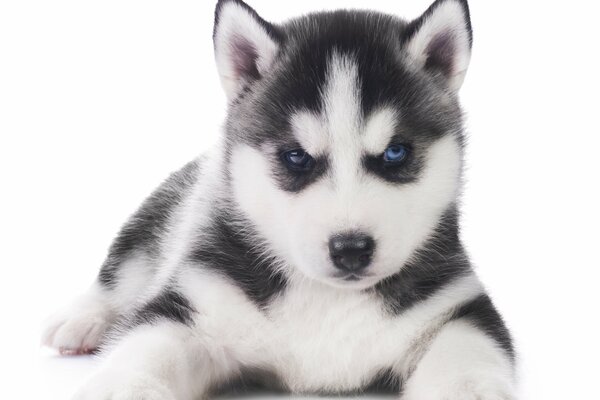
<box><xmin>263</xmin><ymin>285</ymin><xmax>405</xmax><ymax>391</ymax></box>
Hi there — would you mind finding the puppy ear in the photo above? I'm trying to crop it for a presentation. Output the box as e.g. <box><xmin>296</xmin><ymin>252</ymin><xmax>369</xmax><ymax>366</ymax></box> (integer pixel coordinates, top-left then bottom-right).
<box><xmin>213</xmin><ymin>0</ymin><xmax>281</xmax><ymax>100</ymax></box>
<box><xmin>403</xmin><ymin>0</ymin><xmax>473</xmax><ymax>92</ymax></box>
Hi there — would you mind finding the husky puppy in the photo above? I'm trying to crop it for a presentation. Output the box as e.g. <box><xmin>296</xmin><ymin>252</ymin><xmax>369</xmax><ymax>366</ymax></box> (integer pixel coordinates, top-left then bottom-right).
<box><xmin>43</xmin><ymin>0</ymin><xmax>516</xmax><ymax>398</ymax></box>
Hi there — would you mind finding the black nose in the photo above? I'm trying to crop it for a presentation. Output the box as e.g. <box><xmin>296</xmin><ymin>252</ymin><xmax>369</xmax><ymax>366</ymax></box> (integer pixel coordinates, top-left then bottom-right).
<box><xmin>328</xmin><ymin>233</ymin><xmax>375</xmax><ymax>272</ymax></box>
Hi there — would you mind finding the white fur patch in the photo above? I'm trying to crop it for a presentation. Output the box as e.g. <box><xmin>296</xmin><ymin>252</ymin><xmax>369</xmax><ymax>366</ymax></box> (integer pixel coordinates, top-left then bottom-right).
<box><xmin>363</xmin><ymin>108</ymin><xmax>400</xmax><ymax>154</ymax></box>
<box><xmin>323</xmin><ymin>53</ymin><xmax>363</xmax><ymax>192</ymax></box>
<box><xmin>289</xmin><ymin>110</ymin><xmax>329</xmax><ymax>156</ymax></box>
<box><xmin>266</xmin><ymin>273</ymin><xmax>484</xmax><ymax>392</ymax></box>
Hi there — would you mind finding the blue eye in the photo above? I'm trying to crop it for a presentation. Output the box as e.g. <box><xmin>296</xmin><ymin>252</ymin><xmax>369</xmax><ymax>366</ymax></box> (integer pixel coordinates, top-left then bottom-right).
<box><xmin>383</xmin><ymin>144</ymin><xmax>408</xmax><ymax>163</ymax></box>
<box><xmin>282</xmin><ymin>149</ymin><xmax>315</xmax><ymax>171</ymax></box>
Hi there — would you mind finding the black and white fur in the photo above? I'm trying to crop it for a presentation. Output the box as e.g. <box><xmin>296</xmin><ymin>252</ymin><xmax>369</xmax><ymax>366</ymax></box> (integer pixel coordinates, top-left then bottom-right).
<box><xmin>43</xmin><ymin>1</ymin><xmax>516</xmax><ymax>399</ymax></box>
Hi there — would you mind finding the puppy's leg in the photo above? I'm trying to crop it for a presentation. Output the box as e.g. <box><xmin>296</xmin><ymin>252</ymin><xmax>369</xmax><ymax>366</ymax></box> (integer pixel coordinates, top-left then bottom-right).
<box><xmin>73</xmin><ymin>321</ymin><xmax>236</xmax><ymax>400</ymax></box>
<box><xmin>41</xmin><ymin>253</ymin><xmax>154</xmax><ymax>354</ymax></box>
<box><xmin>42</xmin><ymin>161</ymin><xmax>200</xmax><ymax>354</ymax></box>
<box><xmin>401</xmin><ymin>299</ymin><xmax>516</xmax><ymax>400</ymax></box>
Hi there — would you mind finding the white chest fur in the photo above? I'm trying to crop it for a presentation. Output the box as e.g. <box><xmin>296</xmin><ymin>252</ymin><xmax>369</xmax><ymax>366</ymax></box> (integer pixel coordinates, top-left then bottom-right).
<box><xmin>265</xmin><ymin>280</ymin><xmax>400</xmax><ymax>392</ymax></box>
<box><xmin>181</xmin><ymin>270</ymin><xmax>483</xmax><ymax>393</ymax></box>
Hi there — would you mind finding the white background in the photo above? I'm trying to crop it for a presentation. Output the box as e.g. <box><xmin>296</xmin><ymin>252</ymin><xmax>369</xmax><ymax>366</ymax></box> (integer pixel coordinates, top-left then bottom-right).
<box><xmin>1</xmin><ymin>0</ymin><xmax>599</xmax><ymax>399</ymax></box>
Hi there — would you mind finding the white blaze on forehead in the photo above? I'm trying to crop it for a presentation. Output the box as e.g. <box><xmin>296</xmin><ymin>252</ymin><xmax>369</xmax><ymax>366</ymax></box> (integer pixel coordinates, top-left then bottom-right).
<box><xmin>290</xmin><ymin>56</ymin><xmax>401</xmax><ymax>169</ymax></box>
<box><xmin>323</xmin><ymin>53</ymin><xmax>362</xmax><ymax>141</ymax></box>
<box><xmin>322</xmin><ymin>53</ymin><xmax>363</xmax><ymax>189</ymax></box>
<box><xmin>363</xmin><ymin>108</ymin><xmax>400</xmax><ymax>154</ymax></box>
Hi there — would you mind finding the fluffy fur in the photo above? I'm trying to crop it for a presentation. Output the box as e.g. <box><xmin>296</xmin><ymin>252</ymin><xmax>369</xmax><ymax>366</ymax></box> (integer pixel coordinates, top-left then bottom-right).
<box><xmin>43</xmin><ymin>1</ymin><xmax>517</xmax><ymax>399</ymax></box>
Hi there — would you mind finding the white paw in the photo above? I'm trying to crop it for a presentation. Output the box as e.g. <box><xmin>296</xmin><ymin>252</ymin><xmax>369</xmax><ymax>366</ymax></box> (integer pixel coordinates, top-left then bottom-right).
<box><xmin>73</xmin><ymin>369</ymin><xmax>176</xmax><ymax>400</ymax></box>
<box><xmin>402</xmin><ymin>379</ymin><xmax>515</xmax><ymax>400</ymax></box>
<box><xmin>42</xmin><ymin>288</ymin><xmax>113</xmax><ymax>355</ymax></box>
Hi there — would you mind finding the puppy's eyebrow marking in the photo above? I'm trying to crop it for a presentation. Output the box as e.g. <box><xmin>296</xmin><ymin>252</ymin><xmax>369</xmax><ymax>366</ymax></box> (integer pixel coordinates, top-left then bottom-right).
<box><xmin>290</xmin><ymin>110</ymin><xmax>328</xmax><ymax>155</ymax></box>
<box><xmin>362</xmin><ymin>108</ymin><xmax>399</xmax><ymax>154</ymax></box>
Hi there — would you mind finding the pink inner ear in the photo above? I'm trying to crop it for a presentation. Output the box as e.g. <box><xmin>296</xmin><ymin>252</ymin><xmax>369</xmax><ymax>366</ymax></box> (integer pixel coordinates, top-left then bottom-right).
<box><xmin>424</xmin><ymin>30</ymin><xmax>457</xmax><ymax>77</ymax></box>
<box><xmin>230</xmin><ymin>34</ymin><xmax>261</xmax><ymax>82</ymax></box>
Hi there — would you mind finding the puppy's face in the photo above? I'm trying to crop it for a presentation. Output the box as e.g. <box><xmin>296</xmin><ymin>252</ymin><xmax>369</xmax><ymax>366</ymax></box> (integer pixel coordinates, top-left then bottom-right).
<box><xmin>215</xmin><ymin>0</ymin><xmax>472</xmax><ymax>288</ymax></box>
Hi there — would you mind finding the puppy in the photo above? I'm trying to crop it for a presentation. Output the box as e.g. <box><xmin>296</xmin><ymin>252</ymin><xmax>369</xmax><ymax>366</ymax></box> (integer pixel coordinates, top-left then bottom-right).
<box><xmin>43</xmin><ymin>1</ymin><xmax>516</xmax><ymax>399</ymax></box>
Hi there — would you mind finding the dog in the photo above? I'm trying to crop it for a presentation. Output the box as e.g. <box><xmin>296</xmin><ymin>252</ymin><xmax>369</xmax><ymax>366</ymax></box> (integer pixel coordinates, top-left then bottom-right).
<box><xmin>42</xmin><ymin>0</ymin><xmax>516</xmax><ymax>398</ymax></box>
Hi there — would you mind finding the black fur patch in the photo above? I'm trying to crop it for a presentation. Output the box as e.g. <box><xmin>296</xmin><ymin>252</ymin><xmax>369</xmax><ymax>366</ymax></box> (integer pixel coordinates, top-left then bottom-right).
<box><xmin>214</xmin><ymin>367</ymin><xmax>401</xmax><ymax>396</ymax></box>
<box><xmin>450</xmin><ymin>294</ymin><xmax>515</xmax><ymax>360</ymax></box>
<box><xmin>365</xmin><ymin>368</ymin><xmax>402</xmax><ymax>393</ymax></box>
<box><xmin>213</xmin><ymin>367</ymin><xmax>286</xmax><ymax>396</ymax></box>
<box><xmin>98</xmin><ymin>159</ymin><xmax>200</xmax><ymax>288</ymax></box>
<box><xmin>130</xmin><ymin>288</ymin><xmax>195</xmax><ymax>326</ymax></box>
<box><xmin>374</xmin><ymin>206</ymin><xmax>471</xmax><ymax>314</ymax></box>
<box><xmin>272</xmin><ymin>151</ymin><xmax>329</xmax><ymax>193</ymax></box>
<box><xmin>188</xmin><ymin>208</ymin><xmax>287</xmax><ymax>309</ymax></box>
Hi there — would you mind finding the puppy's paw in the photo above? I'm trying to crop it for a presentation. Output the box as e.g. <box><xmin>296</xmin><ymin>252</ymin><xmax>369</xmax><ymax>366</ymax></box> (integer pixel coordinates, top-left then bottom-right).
<box><xmin>42</xmin><ymin>289</ymin><xmax>113</xmax><ymax>355</ymax></box>
<box><xmin>73</xmin><ymin>369</ymin><xmax>176</xmax><ymax>400</ymax></box>
<box><xmin>402</xmin><ymin>379</ymin><xmax>515</xmax><ymax>400</ymax></box>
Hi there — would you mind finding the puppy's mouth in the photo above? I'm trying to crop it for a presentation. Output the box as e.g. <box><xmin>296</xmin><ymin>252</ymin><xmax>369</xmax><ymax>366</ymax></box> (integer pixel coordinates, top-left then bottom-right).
<box><xmin>320</xmin><ymin>270</ymin><xmax>381</xmax><ymax>290</ymax></box>
<box><xmin>333</xmin><ymin>271</ymin><xmax>373</xmax><ymax>282</ymax></box>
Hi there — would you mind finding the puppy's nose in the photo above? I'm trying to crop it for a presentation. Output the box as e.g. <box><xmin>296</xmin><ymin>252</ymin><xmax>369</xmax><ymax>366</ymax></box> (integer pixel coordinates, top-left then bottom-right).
<box><xmin>328</xmin><ymin>233</ymin><xmax>375</xmax><ymax>272</ymax></box>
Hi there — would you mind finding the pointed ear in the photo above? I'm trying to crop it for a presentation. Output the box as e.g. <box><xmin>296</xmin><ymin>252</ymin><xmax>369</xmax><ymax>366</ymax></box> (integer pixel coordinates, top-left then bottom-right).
<box><xmin>213</xmin><ymin>0</ymin><xmax>281</xmax><ymax>101</ymax></box>
<box><xmin>403</xmin><ymin>0</ymin><xmax>473</xmax><ymax>92</ymax></box>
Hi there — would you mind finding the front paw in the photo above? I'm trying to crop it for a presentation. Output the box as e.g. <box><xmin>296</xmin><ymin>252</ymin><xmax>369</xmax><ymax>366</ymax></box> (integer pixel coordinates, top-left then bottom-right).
<box><xmin>42</xmin><ymin>291</ymin><xmax>112</xmax><ymax>355</ymax></box>
<box><xmin>73</xmin><ymin>369</ymin><xmax>176</xmax><ymax>400</ymax></box>
<box><xmin>402</xmin><ymin>378</ymin><xmax>515</xmax><ymax>400</ymax></box>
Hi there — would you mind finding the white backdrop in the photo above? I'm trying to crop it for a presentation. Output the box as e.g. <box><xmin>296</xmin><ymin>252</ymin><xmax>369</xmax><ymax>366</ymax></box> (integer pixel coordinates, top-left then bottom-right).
<box><xmin>1</xmin><ymin>0</ymin><xmax>599</xmax><ymax>399</ymax></box>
